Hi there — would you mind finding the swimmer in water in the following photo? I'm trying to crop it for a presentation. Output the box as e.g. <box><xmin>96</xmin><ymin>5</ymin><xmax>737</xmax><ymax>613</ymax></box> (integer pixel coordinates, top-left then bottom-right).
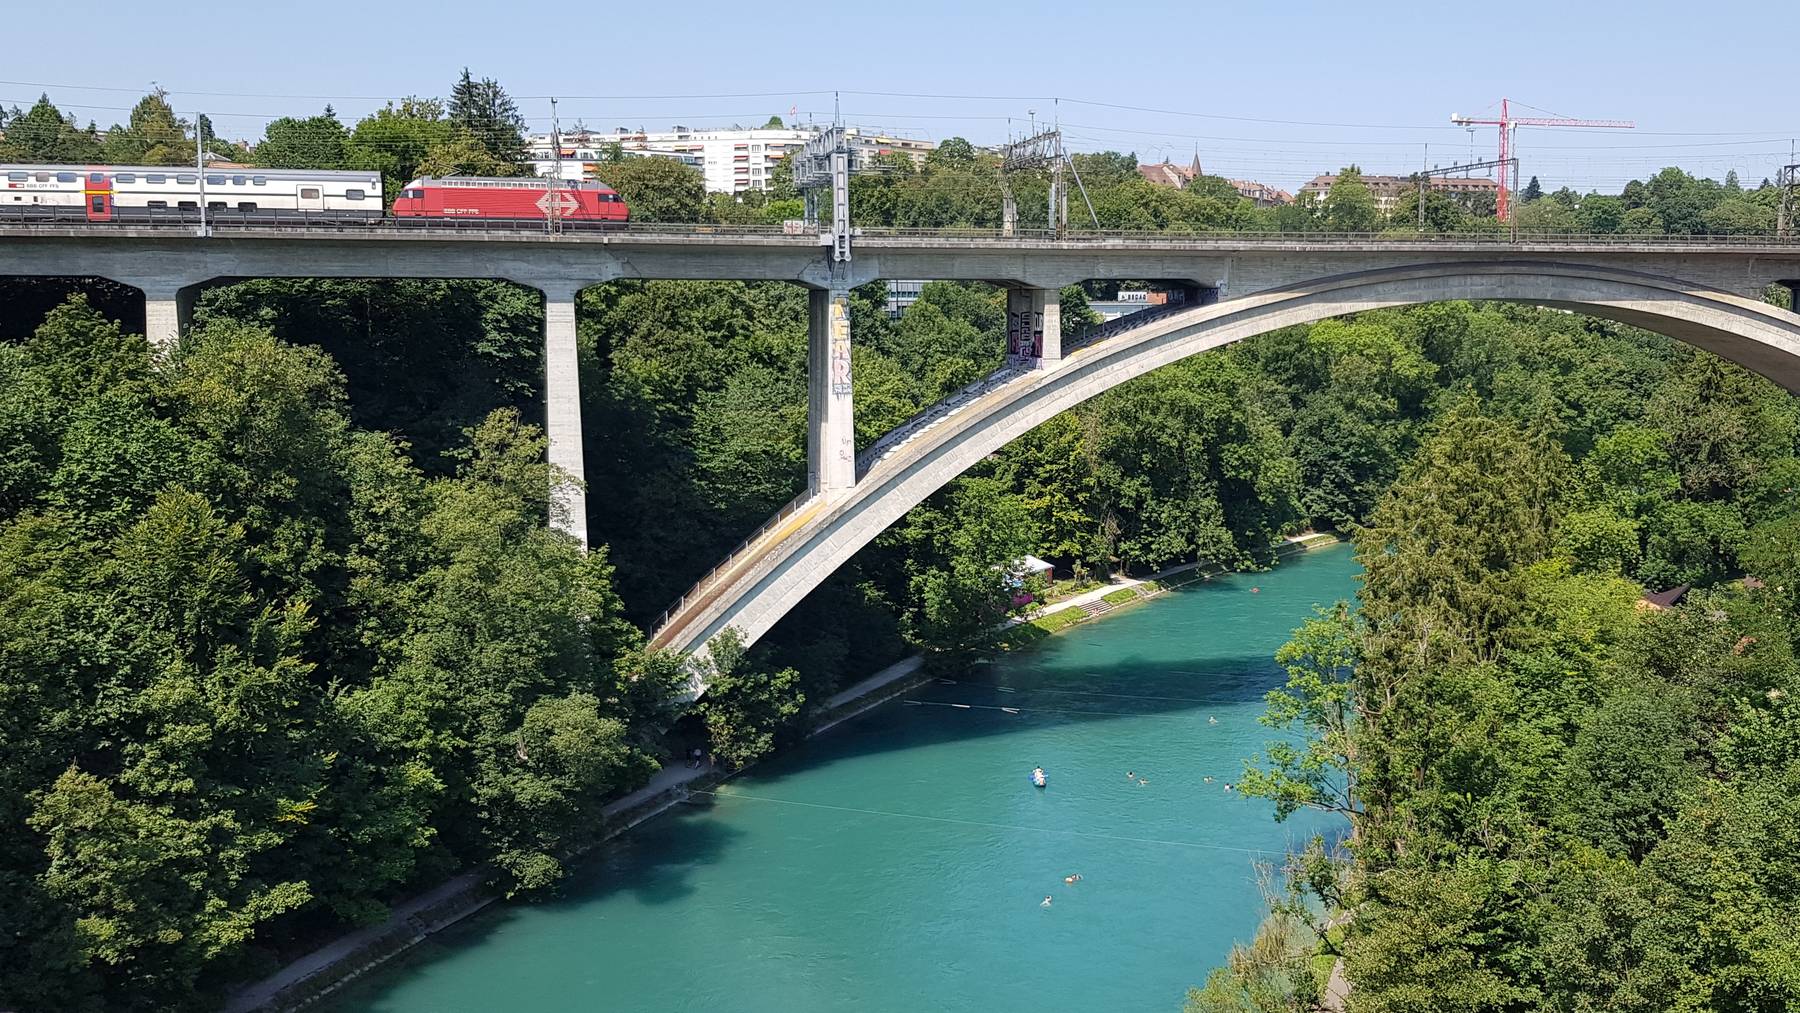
<box><xmin>1138</xmin><ymin>777</ymin><xmax>1149</xmax><ymax>786</ymax></box>
<box><xmin>1203</xmin><ymin>776</ymin><xmax>1215</xmax><ymax>783</ymax></box>
<box><xmin>1127</xmin><ymin>771</ymin><xmax>1135</xmax><ymax>780</ymax></box>
<box><xmin>1208</xmin><ymin>716</ymin><xmax>1218</xmax><ymax>724</ymax></box>
<box><xmin>1251</xmin><ymin>587</ymin><xmax>1260</xmax><ymax>594</ymax></box>
<box><xmin>1224</xmin><ymin>783</ymin><xmax>1234</xmax><ymax>792</ymax></box>
<box><xmin>1064</xmin><ymin>874</ymin><xmax>1082</xmax><ymax>884</ymax></box>
<box><xmin>1041</xmin><ymin>895</ymin><xmax>1053</xmax><ymax>907</ymax></box>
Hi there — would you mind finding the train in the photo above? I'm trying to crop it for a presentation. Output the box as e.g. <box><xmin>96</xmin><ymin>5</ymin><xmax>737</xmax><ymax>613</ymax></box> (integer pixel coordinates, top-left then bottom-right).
<box><xmin>0</xmin><ymin>164</ymin><xmax>630</xmax><ymax>225</ymax></box>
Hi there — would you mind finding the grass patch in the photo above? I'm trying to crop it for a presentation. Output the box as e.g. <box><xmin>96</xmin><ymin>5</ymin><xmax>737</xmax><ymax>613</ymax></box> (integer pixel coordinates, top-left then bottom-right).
<box><xmin>1034</xmin><ymin>607</ymin><xmax>1088</xmax><ymax>632</ymax></box>
<box><xmin>1102</xmin><ymin>587</ymin><xmax>1141</xmax><ymax>605</ymax></box>
<box><xmin>981</xmin><ymin>606</ymin><xmax>1084</xmax><ymax>652</ymax></box>
<box><xmin>1042</xmin><ymin>577</ymin><xmax>1103</xmax><ymax>603</ymax></box>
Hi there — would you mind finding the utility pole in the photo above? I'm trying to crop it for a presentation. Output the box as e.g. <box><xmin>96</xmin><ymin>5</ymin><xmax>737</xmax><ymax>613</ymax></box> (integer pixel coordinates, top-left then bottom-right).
<box><xmin>792</xmin><ymin>123</ymin><xmax>857</xmax><ymax>263</ymax></box>
<box><xmin>547</xmin><ymin>97</ymin><xmax>563</xmax><ymax>236</ymax></box>
<box><xmin>998</xmin><ymin>128</ymin><xmax>1097</xmax><ymax>238</ymax></box>
<box><xmin>195</xmin><ymin>111</ymin><xmax>208</xmax><ymax>237</ymax></box>
<box><xmin>1418</xmin><ymin>144</ymin><xmax>1428</xmax><ymax>231</ymax></box>
<box><xmin>1779</xmin><ymin>141</ymin><xmax>1797</xmax><ymax>240</ymax></box>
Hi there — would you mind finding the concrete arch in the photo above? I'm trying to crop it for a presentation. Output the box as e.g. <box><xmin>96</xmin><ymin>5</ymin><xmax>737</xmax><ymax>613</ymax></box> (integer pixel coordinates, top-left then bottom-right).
<box><xmin>655</xmin><ymin>260</ymin><xmax>1800</xmax><ymax>658</ymax></box>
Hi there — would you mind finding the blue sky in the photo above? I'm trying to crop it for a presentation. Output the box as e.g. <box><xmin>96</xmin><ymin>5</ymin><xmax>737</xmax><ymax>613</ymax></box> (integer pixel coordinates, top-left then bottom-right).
<box><xmin>8</xmin><ymin>0</ymin><xmax>1796</xmax><ymax>191</ymax></box>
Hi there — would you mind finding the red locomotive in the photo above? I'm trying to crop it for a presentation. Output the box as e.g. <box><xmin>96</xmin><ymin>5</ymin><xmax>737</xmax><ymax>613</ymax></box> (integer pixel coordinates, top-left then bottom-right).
<box><xmin>392</xmin><ymin>176</ymin><xmax>629</xmax><ymax>224</ymax></box>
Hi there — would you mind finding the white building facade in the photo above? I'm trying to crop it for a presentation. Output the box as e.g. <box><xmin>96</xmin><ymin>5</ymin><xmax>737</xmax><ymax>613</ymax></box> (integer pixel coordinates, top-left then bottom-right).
<box><xmin>528</xmin><ymin>127</ymin><xmax>933</xmax><ymax>194</ymax></box>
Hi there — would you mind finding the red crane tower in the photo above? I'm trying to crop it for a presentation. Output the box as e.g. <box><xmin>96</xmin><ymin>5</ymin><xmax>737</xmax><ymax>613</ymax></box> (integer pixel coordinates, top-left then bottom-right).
<box><xmin>1451</xmin><ymin>99</ymin><xmax>1634</xmax><ymax>221</ymax></box>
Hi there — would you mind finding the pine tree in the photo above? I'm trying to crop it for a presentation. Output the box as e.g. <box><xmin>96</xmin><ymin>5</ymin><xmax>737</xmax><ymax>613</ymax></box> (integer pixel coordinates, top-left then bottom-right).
<box><xmin>1522</xmin><ymin>175</ymin><xmax>1544</xmax><ymax>202</ymax></box>
<box><xmin>448</xmin><ymin>68</ymin><xmax>528</xmax><ymax>172</ymax></box>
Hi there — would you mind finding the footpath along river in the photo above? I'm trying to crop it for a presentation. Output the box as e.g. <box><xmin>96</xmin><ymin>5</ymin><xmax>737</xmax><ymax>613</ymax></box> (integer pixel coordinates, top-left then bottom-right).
<box><xmin>330</xmin><ymin>542</ymin><xmax>1359</xmax><ymax>1013</ymax></box>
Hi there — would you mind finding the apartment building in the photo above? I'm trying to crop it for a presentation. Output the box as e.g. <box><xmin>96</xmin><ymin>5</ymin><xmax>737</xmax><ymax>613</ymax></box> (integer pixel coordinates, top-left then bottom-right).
<box><xmin>1300</xmin><ymin>172</ymin><xmax>1500</xmax><ymax>212</ymax></box>
<box><xmin>528</xmin><ymin>126</ymin><xmax>934</xmax><ymax>194</ymax></box>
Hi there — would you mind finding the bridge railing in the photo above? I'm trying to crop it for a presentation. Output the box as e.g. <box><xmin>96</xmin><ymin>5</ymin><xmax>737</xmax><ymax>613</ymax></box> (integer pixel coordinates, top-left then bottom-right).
<box><xmin>1064</xmin><ymin>300</ymin><xmax>1195</xmax><ymax>355</ymax></box>
<box><xmin>852</xmin><ymin>301</ymin><xmax>1212</xmax><ymax>480</ymax></box>
<box><xmin>855</xmin><ymin>365</ymin><xmax>1031</xmax><ymax>478</ymax></box>
<box><xmin>647</xmin><ymin>488</ymin><xmax>816</xmax><ymax>643</ymax></box>
<box><xmin>0</xmin><ymin>206</ymin><xmax>815</xmax><ymax>236</ymax></box>
<box><xmin>3</xmin><ymin>208</ymin><xmax>1799</xmax><ymax>245</ymax></box>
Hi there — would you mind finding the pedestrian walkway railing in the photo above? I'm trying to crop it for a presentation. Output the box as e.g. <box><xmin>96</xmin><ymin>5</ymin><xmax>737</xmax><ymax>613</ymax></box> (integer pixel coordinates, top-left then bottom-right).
<box><xmin>855</xmin><ymin>302</ymin><xmax>1211</xmax><ymax>482</ymax></box>
<box><xmin>647</xmin><ymin>489</ymin><xmax>815</xmax><ymax>643</ymax></box>
<box><xmin>855</xmin><ymin>365</ymin><xmax>1030</xmax><ymax>478</ymax></box>
<box><xmin>1064</xmin><ymin>301</ymin><xmax>1194</xmax><ymax>355</ymax></box>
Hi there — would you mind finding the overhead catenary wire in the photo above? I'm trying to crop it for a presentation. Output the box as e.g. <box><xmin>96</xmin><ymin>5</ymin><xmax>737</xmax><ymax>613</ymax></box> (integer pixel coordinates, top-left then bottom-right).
<box><xmin>4</xmin><ymin>77</ymin><xmax>1791</xmax><ymax>139</ymax></box>
<box><xmin>6</xmin><ymin>78</ymin><xmax>1790</xmax><ymax>197</ymax></box>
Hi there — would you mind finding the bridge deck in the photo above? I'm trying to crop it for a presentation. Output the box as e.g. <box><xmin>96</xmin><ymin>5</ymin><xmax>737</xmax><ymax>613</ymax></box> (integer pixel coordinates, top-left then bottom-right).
<box><xmin>1</xmin><ymin>222</ymin><xmax>1797</xmax><ymax>256</ymax></box>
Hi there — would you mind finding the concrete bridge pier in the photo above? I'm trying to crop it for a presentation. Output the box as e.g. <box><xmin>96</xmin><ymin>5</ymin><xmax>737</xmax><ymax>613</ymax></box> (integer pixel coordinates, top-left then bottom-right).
<box><xmin>540</xmin><ymin>282</ymin><xmax>589</xmax><ymax>547</ymax></box>
<box><xmin>808</xmin><ymin>281</ymin><xmax>858</xmax><ymax>498</ymax></box>
<box><xmin>133</xmin><ymin>280</ymin><xmax>198</xmax><ymax>349</ymax></box>
<box><xmin>1006</xmin><ymin>286</ymin><xmax>1062</xmax><ymax>370</ymax></box>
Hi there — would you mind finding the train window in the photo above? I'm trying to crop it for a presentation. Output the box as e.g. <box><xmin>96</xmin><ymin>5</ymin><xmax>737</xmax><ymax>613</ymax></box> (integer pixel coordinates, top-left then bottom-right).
<box><xmin>300</xmin><ymin>188</ymin><xmax>320</xmax><ymax>199</ymax></box>
<box><xmin>6</xmin><ymin>172</ymin><xmax>24</xmax><ymax>181</ymax></box>
<box><xmin>116</xmin><ymin>173</ymin><xmax>136</xmax><ymax>183</ymax></box>
<box><xmin>91</xmin><ymin>197</ymin><xmax>105</xmax><ymax>212</ymax></box>
<box><xmin>231</xmin><ymin>175</ymin><xmax>246</xmax><ymax>186</ymax></box>
<box><xmin>56</xmin><ymin>172</ymin><xmax>76</xmax><ymax>182</ymax></box>
<box><xmin>237</xmin><ymin>202</ymin><xmax>257</xmax><ymax>212</ymax></box>
<box><xmin>206</xmin><ymin>175</ymin><xmax>225</xmax><ymax>185</ymax></box>
<box><xmin>35</xmin><ymin>172</ymin><xmax>49</xmax><ymax>182</ymax></box>
<box><xmin>345</xmin><ymin>189</ymin><xmax>366</xmax><ymax>201</ymax></box>
<box><xmin>177</xmin><ymin>174</ymin><xmax>195</xmax><ymax>184</ymax></box>
<box><xmin>89</xmin><ymin>172</ymin><xmax>105</xmax><ymax>183</ymax></box>
<box><xmin>177</xmin><ymin>200</ymin><xmax>197</xmax><ymax>208</ymax></box>
<box><xmin>146</xmin><ymin>174</ymin><xmax>165</xmax><ymax>184</ymax></box>
<box><xmin>252</xmin><ymin>176</ymin><xmax>267</xmax><ymax>185</ymax></box>
<box><xmin>403</xmin><ymin>188</ymin><xmax>422</xmax><ymax>199</ymax></box>
<box><xmin>148</xmin><ymin>200</ymin><xmax>168</xmax><ymax>208</ymax></box>
<box><xmin>208</xmin><ymin>201</ymin><xmax>226</xmax><ymax>210</ymax></box>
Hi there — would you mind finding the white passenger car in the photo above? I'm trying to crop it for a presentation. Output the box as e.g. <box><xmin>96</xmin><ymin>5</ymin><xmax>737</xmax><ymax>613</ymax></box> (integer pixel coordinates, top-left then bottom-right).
<box><xmin>0</xmin><ymin>164</ymin><xmax>385</xmax><ymax>224</ymax></box>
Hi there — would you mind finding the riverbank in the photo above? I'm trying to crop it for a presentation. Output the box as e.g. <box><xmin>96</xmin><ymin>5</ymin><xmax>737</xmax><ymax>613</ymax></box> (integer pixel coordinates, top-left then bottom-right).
<box><xmin>227</xmin><ymin>531</ymin><xmax>1344</xmax><ymax>1011</ymax></box>
<box><xmin>997</xmin><ymin>531</ymin><xmax>1342</xmax><ymax>646</ymax></box>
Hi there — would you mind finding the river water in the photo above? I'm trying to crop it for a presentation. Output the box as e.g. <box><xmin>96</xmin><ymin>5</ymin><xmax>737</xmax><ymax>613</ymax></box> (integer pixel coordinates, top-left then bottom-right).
<box><xmin>332</xmin><ymin>543</ymin><xmax>1359</xmax><ymax>1013</ymax></box>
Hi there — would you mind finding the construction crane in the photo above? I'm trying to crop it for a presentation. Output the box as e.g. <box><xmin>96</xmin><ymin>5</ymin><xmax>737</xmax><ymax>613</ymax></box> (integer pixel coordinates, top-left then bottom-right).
<box><xmin>1451</xmin><ymin>98</ymin><xmax>1634</xmax><ymax>221</ymax></box>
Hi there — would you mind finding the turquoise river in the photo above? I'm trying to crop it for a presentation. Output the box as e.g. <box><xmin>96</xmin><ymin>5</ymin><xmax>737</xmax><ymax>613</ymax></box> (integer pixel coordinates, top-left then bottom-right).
<box><xmin>333</xmin><ymin>542</ymin><xmax>1359</xmax><ymax>1012</ymax></box>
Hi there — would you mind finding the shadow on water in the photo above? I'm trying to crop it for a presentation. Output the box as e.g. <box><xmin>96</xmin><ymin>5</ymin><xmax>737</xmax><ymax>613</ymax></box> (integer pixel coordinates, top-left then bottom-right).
<box><xmin>555</xmin><ymin>807</ymin><xmax>746</xmax><ymax>908</ymax></box>
<box><xmin>324</xmin><ymin>812</ymin><xmax>746</xmax><ymax>1010</ymax></box>
<box><xmin>791</xmin><ymin>649</ymin><xmax>1287</xmax><ymax>773</ymax></box>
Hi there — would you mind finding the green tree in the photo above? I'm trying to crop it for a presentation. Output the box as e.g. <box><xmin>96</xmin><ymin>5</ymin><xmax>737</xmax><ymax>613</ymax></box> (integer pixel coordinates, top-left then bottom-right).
<box><xmin>346</xmin><ymin>99</ymin><xmax>455</xmax><ymax>198</ymax></box>
<box><xmin>895</xmin><ymin>477</ymin><xmax>1036</xmax><ymax>650</ymax></box>
<box><xmin>257</xmin><ymin>109</ymin><xmax>349</xmax><ymax>169</ymax></box>
<box><xmin>926</xmin><ymin>136</ymin><xmax>978</xmax><ymax>167</ymax></box>
<box><xmin>1241</xmin><ymin>603</ymin><xmax>1365</xmax><ymax>822</ymax></box>
<box><xmin>694</xmin><ymin>628</ymin><xmax>804</xmax><ymax>768</ymax></box>
<box><xmin>594</xmin><ymin>158</ymin><xmax>709</xmax><ymax>222</ymax></box>
<box><xmin>447</xmin><ymin>69</ymin><xmax>528</xmax><ymax>168</ymax></box>
<box><xmin>1321</xmin><ymin>167</ymin><xmax>1381</xmax><ymax>233</ymax></box>
<box><xmin>0</xmin><ymin>94</ymin><xmax>102</xmax><ymax>163</ymax></box>
<box><xmin>100</xmin><ymin>90</ymin><xmax>190</xmax><ymax>165</ymax></box>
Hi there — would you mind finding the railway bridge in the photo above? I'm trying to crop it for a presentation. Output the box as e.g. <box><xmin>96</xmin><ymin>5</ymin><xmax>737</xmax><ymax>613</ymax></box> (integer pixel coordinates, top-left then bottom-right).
<box><xmin>4</xmin><ymin>224</ymin><xmax>1800</xmax><ymax>668</ymax></box>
